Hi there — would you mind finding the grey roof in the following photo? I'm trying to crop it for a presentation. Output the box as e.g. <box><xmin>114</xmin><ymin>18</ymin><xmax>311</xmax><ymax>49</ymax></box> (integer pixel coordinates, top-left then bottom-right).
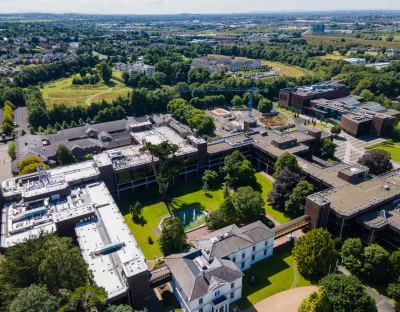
<box><xmin>165</xmin><ymin>249</ymin><xmax>244</xmax><ymax>301</ymax></box>
<box><xmin>192</xmin><ymin>221</ymin><xmax>275</xmax><ymax>262</ymax></box>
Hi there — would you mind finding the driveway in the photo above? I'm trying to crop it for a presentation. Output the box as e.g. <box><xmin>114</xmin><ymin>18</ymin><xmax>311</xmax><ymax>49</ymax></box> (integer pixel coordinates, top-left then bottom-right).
<box><xmin>240</xmin><ymin>286</ymin><xmax>318</xmax><ymax>312</ymax></box>
<box><xmin>0</xmin><ymin>143</ymin><xmax>12</xmax><ymax>181</ymax></box>
<box><xmin>14</xmin><ymin>107</ymin><xmax>29</xmax><ymax>132</ymax></box>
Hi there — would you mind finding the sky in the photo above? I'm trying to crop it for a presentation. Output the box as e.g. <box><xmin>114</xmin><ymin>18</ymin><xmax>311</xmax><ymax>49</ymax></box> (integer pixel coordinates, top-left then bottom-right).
<box><xmin>0</xmin><ymin>0</ymin><xmax>399</xmax><ymax>15</ymax></box>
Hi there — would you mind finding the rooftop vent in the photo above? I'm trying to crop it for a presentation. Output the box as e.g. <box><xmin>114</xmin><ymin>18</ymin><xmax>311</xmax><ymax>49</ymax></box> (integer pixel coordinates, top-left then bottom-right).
<box><xmin>384</xmin><ymin>185</ymin><xmax>390</xmax><ymax>191</ymax></box>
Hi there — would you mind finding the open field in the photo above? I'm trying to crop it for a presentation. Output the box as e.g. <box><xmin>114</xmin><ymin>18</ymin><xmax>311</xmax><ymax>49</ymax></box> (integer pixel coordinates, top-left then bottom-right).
<box><xmin>120</xmin><ymin>172</ymin><xmax>283</xmax><ymax>259</ymax></box>
<box><xmin>319</xmin><ymin>53</ymin><xmax>347</xmax><ymax>60</ymax></box>
<box><xmin>366</xmin><ymin>141</ymin><xmax>400</xmax><ymax>163</ymax></box>
<box><xmin>260</xmin><ymin>61</ymin><xmax>311</xmax><ymax>78</ymax></box>
<box><xmin>41</xmin><ymin>77</ymin><xmax>132</xmax><ymax>108</ymax></box>
<box><xmin>296</xmin><ymin>34</ymin><xmax>400</xmax><ymax>48</ymax></box>
<box><xmin>236</xmin><ymin>244</ymin><xmax>315</xmax><ymax>309</ymax></box>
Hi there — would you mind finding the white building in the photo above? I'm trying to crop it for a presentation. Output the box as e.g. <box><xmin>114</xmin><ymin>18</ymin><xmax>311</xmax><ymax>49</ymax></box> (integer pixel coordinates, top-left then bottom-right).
<box><xmin>165</xmin><ymin>222</ymin><xmax>275</xmax><ymax>312</ymax></box>
<box><xmin>344</xmin><ymin>58</ymin><xmax>366</xmax><ymax>66</ymax></box>
<box><xmin>114</xmin><ymin>61</ymin><xmax>155</xmax><ymax>76</ymax></box>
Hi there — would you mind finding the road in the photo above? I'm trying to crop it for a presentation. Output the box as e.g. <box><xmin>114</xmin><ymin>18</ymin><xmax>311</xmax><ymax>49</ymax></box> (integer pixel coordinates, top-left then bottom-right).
<box><xmin>339</xmin><ymin>266</ymin><xmax>394</xmax><ymax>312</ymax></box>
<box><xmin>14</xmin><ymin>107</ymin><xmax>29</xmax><ymax>132</ymax></box>
<box><xmin>0</xmin><ymin>143</ymin><xmax>13</xmax><ymax>181</ymax></box>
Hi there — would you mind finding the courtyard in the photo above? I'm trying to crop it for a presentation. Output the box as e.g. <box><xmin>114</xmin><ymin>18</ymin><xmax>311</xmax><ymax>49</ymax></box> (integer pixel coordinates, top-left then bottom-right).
<box><xmin>119</xmin><ymin>172</ymin><xmax>289</xmax><ymax>259</ymax></box>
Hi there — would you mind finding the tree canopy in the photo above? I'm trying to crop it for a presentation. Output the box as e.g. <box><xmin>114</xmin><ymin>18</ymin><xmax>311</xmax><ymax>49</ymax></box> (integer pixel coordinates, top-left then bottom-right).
<box><xmin>298</xmin><ymin>286</ymin><xmax>332</xmax><ymax>312</ymax></box>
<box><xmin>10</xmin><ymin>285</ymin><xmax>61</xmax><ymax>312</ymax></box>
<box><xmin>273</xmin><ymin>152</ymin><xmax>301</xmax><ymax>177</ymax></box>
<box><xmin>284</xmin><ymin>180</ymin><xmax>314</xmax><ymax>215</ymax></box>
<box><xmin>268</xmin><ymin>168</ymin><xmax>301</xmax><ymax>209</ymax></box>
<box><xmin>341</xmin><ymin>238</ymin><xmax>364</xmax><ymax>273</ymax></box>
<box><xmin>56</xmin><ymin>144</ymin><xmax>76</xmax><ymax>165</ymax></box>
<box><xmin>362</xmin><ymin>244</ymin><xmax>390</xmax><ymax>282</ymax></box>
<box><xmin>232</xmin><ymin>186</ymin><xmax>264</xmax><ymax>223</ymax></box>
<box><xmin>17</xmin><ymin>155</ymin><xmax>47</xmax><ymax>174</ymax></box>
<box><xmin>358</xmin><ymin>149</ymin><xmax>393</xmax><ymax>175</ymax></box>
<box><xmin>293</xmin><ymin>229</ymin><xmax>337</xmax><ymax>276</ymax></box>
<box><xmin>158</xmin><ymin>217</ymin><xmax>187</xmax><ymax>255</ymax></box>
<box><xmin>319</xmin><ymin>274</ymin><xmax>377</xmax><ymax>312</ymax></box>
<box><xmin>222</xmin><ymin>150</ymin><xmax>256</xmax><ymax>187</ymax></box>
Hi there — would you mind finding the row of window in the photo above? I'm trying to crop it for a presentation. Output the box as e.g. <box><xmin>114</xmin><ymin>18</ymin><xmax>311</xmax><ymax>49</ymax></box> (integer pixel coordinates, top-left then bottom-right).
<box><xmin>198</xmin><ymin>292</ymin><xmax>235</xmax><ymax>312</ymax></box>
<box><xmin>232</xmin><ymin>241</ymin><xmax>270</xmax><ymax>263</ymax></box>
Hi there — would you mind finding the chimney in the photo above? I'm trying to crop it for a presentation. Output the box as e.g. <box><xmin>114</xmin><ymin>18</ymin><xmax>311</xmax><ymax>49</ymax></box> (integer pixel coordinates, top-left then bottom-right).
<box><xmin>193</xmin><ymin>128</ymin><xmax>199</xmax><ymax>137</ymax></box>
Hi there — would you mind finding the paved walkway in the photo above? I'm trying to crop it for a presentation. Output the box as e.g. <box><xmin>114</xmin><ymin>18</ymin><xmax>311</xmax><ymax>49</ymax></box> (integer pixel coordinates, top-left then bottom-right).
<box><xmin>242</xmin><ymin>286</ymin><xmax>318</xmax><ymax>312</ymax></box>
<box><xmin>0</xmin><ymin>144</ymin><xmax>12</xmax><ymax>181</ymax></box>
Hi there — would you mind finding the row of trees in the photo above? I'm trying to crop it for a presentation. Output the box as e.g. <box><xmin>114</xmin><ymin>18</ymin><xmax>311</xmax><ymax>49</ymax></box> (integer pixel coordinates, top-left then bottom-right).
<box><xmin>2</xmin><ymin>100</ymin><xmax>14</xmax><ymax>135</ymax></box>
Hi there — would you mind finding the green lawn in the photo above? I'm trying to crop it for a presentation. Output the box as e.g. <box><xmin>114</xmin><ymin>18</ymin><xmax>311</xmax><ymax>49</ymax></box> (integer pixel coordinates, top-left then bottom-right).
<box><xmin>236</xmin><ymin>245</ymin><xmax>315</xmax><ymax>309</ymax></box>
<box><xmin>120</xmin><ymin>172</ymin><xmax>285</xmax><ymax>259</ymax></box>
<box><xmin>41</xmin><ymin>76</ymin><xmax>132</xmax><ymax>108</ymax></box>
<box><xmin>366</xmin><ymin>141</ymin><xmax>400</xmax><ymax>163</ymax></box>
<box><xmin>260</xmin><ymin>60</ymin><xmax>312</xmax><ymax>78</ymax></box>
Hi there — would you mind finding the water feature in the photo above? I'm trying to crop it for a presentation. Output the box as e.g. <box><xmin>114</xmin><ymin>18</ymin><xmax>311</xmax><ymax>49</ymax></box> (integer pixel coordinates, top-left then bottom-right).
<box><xmin>159</xmin><ymin>208</ymin><xmax>208</xmax><ymax>232</ymax></box>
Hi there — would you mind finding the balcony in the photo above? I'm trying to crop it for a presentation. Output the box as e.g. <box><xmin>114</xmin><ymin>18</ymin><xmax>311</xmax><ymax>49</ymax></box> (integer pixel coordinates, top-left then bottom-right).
<box><xmin>212</xmin><ymin>295</ymin><xmax>229</xmax><ymax>312</ymax></box>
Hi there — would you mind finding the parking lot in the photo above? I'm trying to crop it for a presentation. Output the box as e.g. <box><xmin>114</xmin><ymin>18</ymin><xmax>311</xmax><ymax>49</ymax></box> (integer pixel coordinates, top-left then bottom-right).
<box><xmin>334</xmin><ymin>133</ymin><xmax>386</xmax><ymax>164</ymax></box>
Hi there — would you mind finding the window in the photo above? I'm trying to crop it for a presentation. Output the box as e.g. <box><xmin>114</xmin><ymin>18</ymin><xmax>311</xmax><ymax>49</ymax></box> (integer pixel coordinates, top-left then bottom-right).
<box><xmin>231</xmin><ymin>283</ymin><xmax>234</xmax><ymax>289</ymax></box>
<box><xmin>242</xmin><ymin>252</ymin><xmax>245</xmax><ymax>259</ymax></box>
<box><xmin>232</xmin><ymin>257</ymin><xmax>236</xmax><ymax>263</ymax></box>
<box><xmin>199</xmin><ymin>298</ymin><xmax>203</xmax><ymax>305</ymax></box>
<box><xmin>252</xmin><ymin>246</ymin><xmax>256</xmax><ymax>252</ymax></box>
<box><xmin>264</xmin><ymin>249</ymin><xmax>267</xmax><ymax>256</ymax></box>
<box><xmin>265</xmin><ymin>240</ymin><xmax>268</xmax><ymax>247</ymax></box>
<box><xmin>252</xmin><ymin>255</ymin><xmax>255</xmax><ymax>261</ymax></box>
<box><xmin>230</xmin><ymin>292</ymin><xmax>234</xmax><ymax>299</ymax></box>
<box><xmin>215</xmin><ymin>290</ymin><xmax>220</xmax><ymax>297</ymax></box>
<box><xmin>241</xmin><ymin>262</ymin><xmax>245</xmax><ymax>268</ymax></box>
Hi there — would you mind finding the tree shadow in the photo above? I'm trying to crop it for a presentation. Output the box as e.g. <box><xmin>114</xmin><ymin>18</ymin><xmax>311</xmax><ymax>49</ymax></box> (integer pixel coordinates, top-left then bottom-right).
<box><xmin>104</xmin><ymin>80</ymin><xmax>116</xmax><ymax>88</ymax></box>
<box><xmin>132</xmin><ymin>215</ymin><xmax>148</xmax><ymax>227</ymax></box>
<box><xmin>164</xmin><ymin>198</ymin><xmax>205</xmax><ymax>215</ymax></box>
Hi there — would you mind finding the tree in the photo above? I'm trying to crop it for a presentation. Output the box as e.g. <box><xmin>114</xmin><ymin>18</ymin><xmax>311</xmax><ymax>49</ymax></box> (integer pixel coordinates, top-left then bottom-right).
<box><xmin>320</xmin><ymin>139</ymin><xmax>335</xmax><ymax>159</ymax></box>
<box><xmin>231</xmin><ymin>95</ymin><xmax>244</xmax><ymax>107</ymax></box>
<box><xmin>362</xmin><ymin>244</ymin><xmax>390</xmax><ymax>282</ymax></box>
<box><xmin>222</xmin><ymin>184</ymin><xmax>230</xmax><ymax>199</ymax></box>
<box><xmin>207</xmin><ymin>210</ymin><xmax>227</xmax><ymax>230</ymax></box>
<box><xmin>293</xmin><ymin>229</ymin><xmax>337</xmax><ymax>276</ymax></box>
<box><xmin>139</xmin><ymin>141</ymin><xmax>183</xmax><ymax>198</ymax></box>
<box><xmin>8</xmin><ymin>142</ymin><xmax>16</xmax><ymax>160</ymax></box>
<box><xmin>202</xmin><ymin>170</ymin><xmax>219</xmax><ymax>188</ymax></box>
<box><xmin>10</xmin><ymin>285</ymin><xmax>61</xmax><ymax>312</ymax></box>
<box><xmin>158</xmin><ymin>217</ymin><xmax>187</xmax><ymax>255</ymax></box>
<box><xmin>18</xmin><ymin>155</ymin><xmax>47</xmax><ymax>174</ymax></box>
<box><xmin>319</xmin><ymin>274</ymin><xmax>377</xmax><ymax>312</ymax></box>
<box><xmin>56</xmin><ymin>144</ymin><xmax>76</xmax><ymax>165</ymax></box>
<box><xmin>274</xmin><ymin>152</ymin><xmax>300</xmax><ymax>177</ymax></box>
<box><xmin>62</xmin><ymin>120</ymin><xmax>69</xmax><ymax>129</ymax></box>
<box><xmin>360</xmin><ymin>89</ymin><xmax>375</xmax><ymax>102</ymax></box>
<box><xmin>268</xmin><ymin>168</ymin><xmax>301</xmax><ymax>209</ymax></box>
<box><xmin>358</xmin><ymin>149</ymin><xmax>393</xmax><ymax>175</ymax></box>
<box><xmin>100</xmin><ymin>61</ymin><xmax>112</xmax><ymax>83</ymax></box>
<box><xmin>138</xmin><ymin>76</ymin><xmax>161</xmax><ymax>90</ymax></box>
<box><xmin>330</xmin><ymin>124</ymin><xmax>342</xmax><ymax>136</ymax></box>
<box><xmin>298</xmin><ymin>286</ymin><xmax>332</xmax><ymax>312</ymax></box>
<box><xmin>62</xmin><ymin>285</ymin><xmax>107</xmax><ymax>312</ymax></box>
<box><xmin>389</xmin><ymin>251</ymin><xmax>400</xmax><ymax>279</ymax></box>
<box><xmin>341</xmin><ymin>238</ymin><xmax>364</xmax><ymax>273</ymax></box>
<box><xmin>202</xmin><ymin>181</ymin><xmax>209</xmax><ymax>194</ymax></box>
<box><xmin>130</xmin><ymin>201</ymin><xmax>143</xmax><ymax>222</ymax></box>
<box><xmin>258</xmin><ymin>98</ymin><xmax>273</xmax><ymax>113</ymax></box>
<box><xmin>284</xmin><ymin>180</ymin><xmax>314</xmax><ymax>215</ymax></box>
<box><xmin>232</xmin><ymin>186</ymin><xmax>264</xmax><ymax>222</ymax></box>
<box><xmin>387</xmin><ymin>280</ymin><xmax>400</xmax><ymax>311</ymax></box>
<box><xmin>222</xmin><ymin>150</ymin><xmax>256</xmax><ymax>187</ymax></box>
<box><xmin>103</xmin><ymin>305</ymin><xmax>134</xmax><ymax>312</ymax></box>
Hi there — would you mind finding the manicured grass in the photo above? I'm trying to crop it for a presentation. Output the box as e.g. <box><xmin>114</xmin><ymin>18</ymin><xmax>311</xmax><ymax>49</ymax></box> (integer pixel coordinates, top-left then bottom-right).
<box><xmin>112</xmin><ymin>71</ymin><xmax>124</xmax><ymax>79</ymax></box>
<box><xmin>119</xmin><ymin>173</ymin><xmax>277</xmax><ymax>259</ymax></box>
<box><xmin>366</xmin><ymin>141</ymin><xmax>400</xmax><ymax>163</ymax></box>
<box><xmin>260</xmin><ymin>61</ymin><xmax>311</xmax><ymax>78</ymax></box>
<box><xmin>236</xmin><ymin>245</ymin><xmax>315</xmax><ymax>309</ymax></box>
<box><xmin>319</xmin><ymin>53</ymin><xmax>347</xmax><ymax>60</ymax></box>
<box><xmin>41</xmin><ymin>76</ymin><xmax>132</xmax><ymax>108</ymax></box>
<box><xmin>305</xmin><ymin>122</ymin><xmax>328</xmax><ymax>130</ymax></box>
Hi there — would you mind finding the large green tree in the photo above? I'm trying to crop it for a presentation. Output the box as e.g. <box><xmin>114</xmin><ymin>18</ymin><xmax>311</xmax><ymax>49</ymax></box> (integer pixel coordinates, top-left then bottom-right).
<box><xmin>158</xmin><ymin>217</ymin><xmax>187</xmax><ymax>255</ymax></box>
<box><xmin>202</xmin><ymin>169</ymin><xmax>219</xmax><ymax>188</ymax></box>
<box><xmin>100</xmin><ymin>61</ymin><xmax>112</xmax><ymax>83</ymax></box>
<box><xmin>61</xmin><ymin>285</ymin><xmax>107</xmax><ymax>312</ymax></box>
<box><xmin>389</xmin><ymin>251</ymin><xmax>400</xmax><ymax>279</ymax></box>
<box><xmin>362</xmin><ymin>244</ymin><xmax>390</xmax><ymax>282</ymax></box>
<box><xmin>387</xmin><ymin>279</ymin><xmax>400</xmax><ymax>311</ymax></box>
<box><xmin>284</xmin><ymin>180</ymin><xmax>314</xmax><ymax>215</ymax></box>
<box><xmin>273</xmin><ymin>152</ymin><xmax>301</xmax><ymax>177</ymax></box>
<box><xmin>18</xmin><ymin>155</ymin><xmax>47</xmax><ymax>175</ymax></box>
<box><xmin>298</xmin><ymin>286</ymin><xmax>332</xmax><ymax>312</ymax></box>
<box><xmin>232</xmin><ymin>186</ymin><xmax>264</xmax><ymax>222</ymax></box>
<box><xmin>341</xmin><ymin>238</ymin><xmax>364</xmax><ymax>273</ymax></box>
<box><xmin>140</xmin><ymin>141</ymin><xmax>183</xmax><ymax>198</ymax></box>
<box><xmin>320</xmin><ymin>139</ymin><xmax>335</xmax><ymax>159</ymax></box>
<box><xmin>56</xmin><ymin>144</ymin><xmax>76</xmax><ymax>165</ymax></box>
<box><xmin>358</xmin><ymin>149</ymin><xmax>393</xmax><ymax>175</ymax></box>
<box><xmin>268</xmin><ymin>168</ymin><xmax>301</xmax><ymax>209</ymax></box>
<box><xmin>10</xmin><ymin>285</ymin><xmax>61</xmax><ymax>312</ymax></box>
<box><xmin>222</xmin><ymin>150</ymin><xmax>256</xmax><ymax>187</ymax></box>
<box><xmin>319</xmin><ymin>274</ymin><xmax>377</xmax><ymax>312</ymax></box>
<box><xmin>293</xmin><ymin>229</ymin><xmax>337</xmax><ymax>276</ymax></box>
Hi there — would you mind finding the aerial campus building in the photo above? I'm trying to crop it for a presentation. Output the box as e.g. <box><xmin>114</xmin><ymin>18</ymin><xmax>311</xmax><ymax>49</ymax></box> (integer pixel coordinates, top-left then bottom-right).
<box><xmin>279</xmin><ymin>81</ymin><xmax>400</xmax><ymax>137</ymax></box>
<box><xmin>2</xmin><ymin>110</ymin><xmax>400</xmax><ymax>309</ymax></box>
